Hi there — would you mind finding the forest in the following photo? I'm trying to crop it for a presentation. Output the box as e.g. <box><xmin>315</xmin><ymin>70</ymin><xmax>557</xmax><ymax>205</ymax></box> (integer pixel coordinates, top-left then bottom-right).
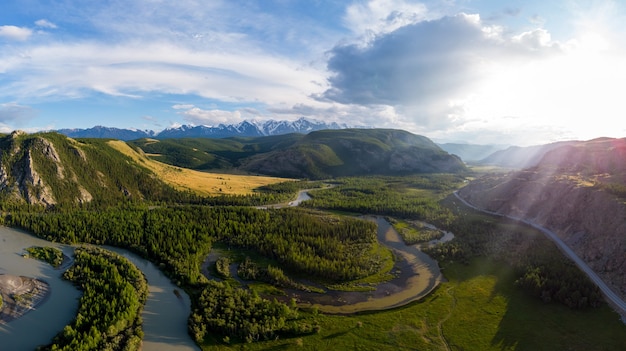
<box><xmin>1</xmin><ymin>173</ymin><xmax>613</xmax><ymax>347</ymax></box>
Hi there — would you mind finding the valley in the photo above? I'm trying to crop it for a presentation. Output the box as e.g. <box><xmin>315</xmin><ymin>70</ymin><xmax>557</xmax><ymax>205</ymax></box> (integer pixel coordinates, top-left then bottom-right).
<box><xmin>0</xmin><ymin>130</ymin><xmax>624</xmax><ymax>350</ymax></box>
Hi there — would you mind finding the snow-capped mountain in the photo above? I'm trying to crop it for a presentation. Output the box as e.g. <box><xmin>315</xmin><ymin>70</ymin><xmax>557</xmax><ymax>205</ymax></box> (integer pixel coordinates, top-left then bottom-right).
<box><xmin>57</xmin><ymin>118</ymin><xmax>351</xmax><ymax>140</ymax></box>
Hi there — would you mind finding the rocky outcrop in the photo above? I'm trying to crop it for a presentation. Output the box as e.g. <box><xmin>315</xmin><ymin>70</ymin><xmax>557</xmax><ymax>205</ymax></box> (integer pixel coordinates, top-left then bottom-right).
<box><xmin>19</xmin><ymin>149</ymin><xmax>57</xmax><ymax>206</ymax></box>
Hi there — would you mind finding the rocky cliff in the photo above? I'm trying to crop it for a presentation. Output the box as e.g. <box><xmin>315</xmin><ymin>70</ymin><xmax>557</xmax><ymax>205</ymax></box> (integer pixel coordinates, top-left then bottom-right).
<box><xmin>0</xmin><ymin>131</ymin><xmax>175</xmax><ymax>207</ymax></box>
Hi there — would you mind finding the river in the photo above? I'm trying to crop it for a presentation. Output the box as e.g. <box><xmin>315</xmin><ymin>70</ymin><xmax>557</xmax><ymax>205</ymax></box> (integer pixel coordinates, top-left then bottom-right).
<box><xmin>0</xmin><ymin>227</ymin><xmax>81</xmax><ymax>351</ymax></box>
<box><xmin>286</xmin><ymin>216</ymin><xmax>444</xmax><ymax>314</ymax></box>
<box><xmin>0</xmin><ymin>227</ymin><xmax>199</xmax><ymax>351</ymax></box>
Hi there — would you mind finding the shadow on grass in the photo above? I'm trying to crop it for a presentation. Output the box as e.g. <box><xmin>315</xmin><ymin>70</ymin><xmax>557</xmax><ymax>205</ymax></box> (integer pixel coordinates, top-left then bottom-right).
<box><xmin>322</xmin><ymin>328</ymin><xmax>353</xmax><ymax>340</ymax></box>
<box><xmin>485</xmin><ymin>261</ymin><xmax>626</xmax><ymax>351</ymax></box>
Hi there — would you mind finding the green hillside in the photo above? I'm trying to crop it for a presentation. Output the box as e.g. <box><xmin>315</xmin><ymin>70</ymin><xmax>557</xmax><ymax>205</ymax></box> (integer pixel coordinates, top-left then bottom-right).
<box><xmin>130</xmin><ymin>129</ymin><xmax>467</xmax><ymax>179</ymax></box>
<box><xmin>0</xmin><ymin>131</ymin><xmax>179</xmax><ymax>207</ymax></box>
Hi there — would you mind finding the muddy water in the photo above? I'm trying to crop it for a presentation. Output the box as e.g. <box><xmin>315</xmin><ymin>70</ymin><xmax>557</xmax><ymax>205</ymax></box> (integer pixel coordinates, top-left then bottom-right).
<box><xmin>104</xmin><ymin>247</ymin><xmax>200</xmax><ymax>351</ymax></box>
<box><xmin>0</xmin><ymin>226</ymin><xmax>199</xmax><ymax>351</ymax></box>
<box><xmin>291</xmin><ymin>217</ymin><xmax>444</xmax><ymax>314</ymax></box>
<box><xmin>0</xmin><ymin>227</ymin><xmax>80</xmax><ymax>351</ymax></box>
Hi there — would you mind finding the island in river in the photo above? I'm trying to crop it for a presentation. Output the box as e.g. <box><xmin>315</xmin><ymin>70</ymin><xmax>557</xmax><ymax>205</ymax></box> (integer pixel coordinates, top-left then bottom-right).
<box><xmin>0</xmin><ymin>274</ymin><xmax>50</xmax><ymax>324</ymax></box>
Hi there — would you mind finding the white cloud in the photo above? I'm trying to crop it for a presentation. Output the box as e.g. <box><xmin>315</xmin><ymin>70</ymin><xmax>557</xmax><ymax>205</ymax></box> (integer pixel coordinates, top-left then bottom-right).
<box><xmin>0</xmin><ymin>25</ymin><xmax>33</xmax><ymax>41</ymax></box>
<box><xmin>513</xmin><ymin>28</ymin><xmax>553</xmax><ymax>50</ymax></box>
<box><xmin>0</xmin><ymin>41</ymin><xmax>326</xmax><ymax>106</ymax></box>
<box><xmin>322</xmin><ymin>13</ymin><xmax>570</xmax><ymax>138</ymax></box>
<box><xmin>172</xmin><ymin>104</ymin><xmax>195</xmax><ymax>110</ymax></box>
<box><xmin>344</xmin><ymin>0</ymin><xmax>429</xmax><ymax>37</ymax></box>
<box><xmin>177</xmin><ymin>107</ymin><xmax>242</xmax><ymax>126</ymax></box>
<box><xmin>35</xmin><ymin>19</ymin><xmax>57</xmax><ymax>29</ymax></box>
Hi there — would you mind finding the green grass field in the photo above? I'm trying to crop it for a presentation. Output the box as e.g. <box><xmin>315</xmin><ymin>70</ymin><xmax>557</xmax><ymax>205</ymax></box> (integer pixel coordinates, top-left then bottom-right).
<box><xmin>200</xmin><ymin>257</ymin><xmax>626</xmax><ymax>351</ymax></box>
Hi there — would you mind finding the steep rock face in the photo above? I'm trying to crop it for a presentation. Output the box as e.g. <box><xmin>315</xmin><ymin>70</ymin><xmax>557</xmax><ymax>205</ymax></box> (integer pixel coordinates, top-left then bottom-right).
<box><xmin>20</xmin><ymin>149</ymin><xmax>57</xmax><ymax>206</ymax></box>
<box><xmin>459</xmin><ymin>170</ymin><xmax>626</xmax><ymax>301</ymax></box>
<box><xmin>0</xmin><ymin>133</ymin><xmax>102</xmax><ymax>206</ymax></box>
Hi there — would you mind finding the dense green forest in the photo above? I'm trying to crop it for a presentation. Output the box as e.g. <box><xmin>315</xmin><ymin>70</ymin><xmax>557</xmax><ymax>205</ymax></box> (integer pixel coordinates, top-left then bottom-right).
<box><xmin>189</xmin><ymin>281</ymin><xmax>317</xmax><ymax>344</ymax></box>
<box><xmin>301</xmin><ymin>176</ymin><xmax>461</xmax><ymax>225</ymax></box>
<box><xmin>40</xmin><ymin>246</ymin><xmax>148</xmax><ymax>351</ymax></box>
<box><xmin>2</xmin><ymin>173</ymin><xmax>614</xmax><ymax>348</ymax></box>
<box><xmin>6</xmin><ymin>206</ymin><xmax>380</xmax><ymax>284</ymax></box>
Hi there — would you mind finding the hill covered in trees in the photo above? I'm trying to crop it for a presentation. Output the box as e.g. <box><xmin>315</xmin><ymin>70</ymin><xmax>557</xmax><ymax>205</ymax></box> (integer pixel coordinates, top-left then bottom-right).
<box><xmin>0</xmin><ymin>131</ymin><xmax>181</xmax><ymax>207</ymax></box>
<box><xmin>130</xmin><ymin>129</ymin><xmax>467</xmax><ymax>179</ymax></box>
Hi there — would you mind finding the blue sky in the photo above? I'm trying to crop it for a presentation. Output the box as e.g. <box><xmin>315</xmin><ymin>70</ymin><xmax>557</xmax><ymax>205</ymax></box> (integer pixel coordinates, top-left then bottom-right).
<box><xmin>1</xmin><ymin>0</ymin><xmax>625</xmax><ymax>145</ymax></box>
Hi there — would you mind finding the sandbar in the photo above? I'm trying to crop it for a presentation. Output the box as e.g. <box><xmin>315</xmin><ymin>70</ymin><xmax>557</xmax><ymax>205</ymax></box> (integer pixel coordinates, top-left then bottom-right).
<box><xmin>0</xmin><ymin>274</ymin><xmax>51</xmax><ymax>323</ymax></box>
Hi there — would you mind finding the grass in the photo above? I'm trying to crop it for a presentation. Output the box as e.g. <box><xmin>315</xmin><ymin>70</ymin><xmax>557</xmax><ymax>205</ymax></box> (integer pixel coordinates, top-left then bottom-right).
<box><xmin>199</xmin><ymin>257</ymin><xmax>626</xmax><ymax>351</ymax></box>
<box><xmin>107</xmin><ymin>140</ymin><xmax>293</xmax><ymax>196</ymax></box>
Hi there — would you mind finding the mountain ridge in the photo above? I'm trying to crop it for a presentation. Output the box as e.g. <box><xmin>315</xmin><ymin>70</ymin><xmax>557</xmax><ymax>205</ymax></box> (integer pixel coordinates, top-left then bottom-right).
<box><xmin>56</xmin><ymin>117</ymin><xmax>351</xmax><ymax>140</ymax></box>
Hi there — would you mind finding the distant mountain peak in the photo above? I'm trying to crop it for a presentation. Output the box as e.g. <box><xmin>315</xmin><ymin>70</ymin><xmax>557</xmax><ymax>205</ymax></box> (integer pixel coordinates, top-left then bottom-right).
<box><xmin>56</xmin><ymin>118</ymin><xmax>354</xmax><ymax>140</ymax></box>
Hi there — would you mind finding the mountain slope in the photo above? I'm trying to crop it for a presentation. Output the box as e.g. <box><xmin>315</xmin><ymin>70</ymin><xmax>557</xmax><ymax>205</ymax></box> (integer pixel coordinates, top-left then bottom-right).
<box><xmin>477</xmin><ymin>141</ymin><xmax>578</xmax><ymax>168</ymax></box>
<box><xmin>0</xmin><ymin>131</ymin><xmax>293</xmax><ymax>207</ymax></box>
<box><xmin>241</xmin><ymin>129</ymin><xmax>466</xmax><ymax>178</ymax></box>
<box><xmin>56</xmin><ymin>126</ymin><xmax>155</xmax><ymax>140</ymax></box>
<box><xmin>0</xmin><ymin>131</ymin><xmax>178</xmax><ymax>207</ymax></box>
<box><xmin>131</xmin><ymin>129</ymin><xmax>467</xmax><ymax>179</ymax></box>
<box><xmin>437</xmin><ymin>142</ymin><xmax>508</xmax><ymax>162</ymax></box>
<box><xmin>458</xmin><ymin>137</ymin><xmax>626</xmax><ymax>303</ymax></box>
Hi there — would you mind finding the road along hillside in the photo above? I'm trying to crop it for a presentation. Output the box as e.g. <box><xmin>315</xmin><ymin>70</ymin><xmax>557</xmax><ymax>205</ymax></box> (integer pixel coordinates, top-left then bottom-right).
<box><xmin>453</xmin><ymin>191</ymin><xmax>626</xmax><ymax>321</ymax></box>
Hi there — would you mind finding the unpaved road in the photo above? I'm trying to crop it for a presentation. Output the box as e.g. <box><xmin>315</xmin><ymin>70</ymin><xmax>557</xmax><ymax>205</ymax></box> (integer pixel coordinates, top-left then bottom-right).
<box><xmin>453</xmin><ymin>191</ymin><xmax>626</xmax><ymax>320</ymax></box>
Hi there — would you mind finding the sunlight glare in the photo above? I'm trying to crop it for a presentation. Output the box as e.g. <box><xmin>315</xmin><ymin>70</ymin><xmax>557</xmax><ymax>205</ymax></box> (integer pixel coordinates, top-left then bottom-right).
<box><xmin>459</xmin><ymin>30</ymin><xmax>624</xmax><ymax>143</ymax></box>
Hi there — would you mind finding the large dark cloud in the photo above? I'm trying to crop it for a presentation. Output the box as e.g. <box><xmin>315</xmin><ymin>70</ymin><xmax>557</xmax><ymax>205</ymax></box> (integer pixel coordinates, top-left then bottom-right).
<box><xmin>322</xmin><ymin>14</ymin><xmax>559</xmax><ymax>115</ymax></box>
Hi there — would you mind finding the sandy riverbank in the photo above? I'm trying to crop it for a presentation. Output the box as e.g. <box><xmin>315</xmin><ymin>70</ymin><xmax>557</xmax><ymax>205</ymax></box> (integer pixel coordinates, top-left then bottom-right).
<box><xmin>0</xmin><ymin>274</ymin><xmax>51</xmax><ymax>324</ymax></box>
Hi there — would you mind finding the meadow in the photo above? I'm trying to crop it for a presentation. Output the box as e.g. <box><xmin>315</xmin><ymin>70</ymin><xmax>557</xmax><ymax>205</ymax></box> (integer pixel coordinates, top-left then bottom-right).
<box><xmin>200</xmin><ymin>257</ymin><xmax>626</xmax><ymax>351</ymax></box>
<box><xmin>107</xmin><ymin>140</ymin><xmax>292</xmax><ymax>196</ymax></box>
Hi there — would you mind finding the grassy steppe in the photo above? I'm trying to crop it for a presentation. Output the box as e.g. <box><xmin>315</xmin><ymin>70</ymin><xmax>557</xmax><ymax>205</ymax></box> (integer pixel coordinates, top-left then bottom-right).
<box><xmin>107</xmin><ymin>140</ymin><xmax>293</xmax><ymax>196</ymax></box>
<box><xmin>200</xmin><ymin>257</ymin><xmax>626</xmax><ymax>351</ymax></box>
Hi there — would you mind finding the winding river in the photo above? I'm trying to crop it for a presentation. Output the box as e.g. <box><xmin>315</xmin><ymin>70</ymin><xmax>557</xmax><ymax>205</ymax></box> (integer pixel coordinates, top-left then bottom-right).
<box><xmin>0</xmin><ymin>188</ymin><xmax>453</xmax><ymax>349</ymax></box>
<box><xmin>210</xmin><ymin>189</ymin><xmax>452</xmax><ymax>314</ymax></box>
<box><xmin>0</xmin><ymin>227</ymin><xmax>199</xmax><ymax>351</ymax></box>
<box><xmin>280</xmin><ymin>216</ymin><xmax>445</xmax><ymax>314</ymax></box>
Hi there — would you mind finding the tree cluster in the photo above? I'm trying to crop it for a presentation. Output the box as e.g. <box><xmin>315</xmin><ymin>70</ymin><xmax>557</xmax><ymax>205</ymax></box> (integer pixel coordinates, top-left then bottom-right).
<box><xmin>188</xmin><ymin>281</ymin><xmax>315</xmax><ymax>343</ymax></box>
<box><xmin>41</xmin><ymin>246</ymin><xmax>148</xmax><ymax>351</ymax></box>
<box><xmin>26</xmin><ymin>246</ymin><xmax>64</xmax><ymax>267</ymax></box>
<box><xmin>301</xmin><ymin>177</ymin><xmax>457</xmax><ymax>226</ymax></box>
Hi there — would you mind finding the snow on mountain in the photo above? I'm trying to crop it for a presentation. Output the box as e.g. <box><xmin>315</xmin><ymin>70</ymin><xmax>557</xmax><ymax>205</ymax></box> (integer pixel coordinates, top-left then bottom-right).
<box><xmin>55</xmin><ymin>118</ymin><xmax>352</xmax><ymax>140</ymax></box>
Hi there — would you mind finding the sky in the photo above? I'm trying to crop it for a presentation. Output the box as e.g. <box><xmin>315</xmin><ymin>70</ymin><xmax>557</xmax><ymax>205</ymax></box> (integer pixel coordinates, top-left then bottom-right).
<box><xmin>1</xmin><ymin>0</ymin><xmax>625</xmax><ymax>146</ymax></box>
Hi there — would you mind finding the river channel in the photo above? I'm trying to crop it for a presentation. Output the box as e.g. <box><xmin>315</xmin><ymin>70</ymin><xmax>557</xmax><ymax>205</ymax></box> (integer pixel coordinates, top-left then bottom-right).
<box><xmin>0</xmin><ymin>226</ymin><xmax>199</xmax><ymax>351</ymax></box>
